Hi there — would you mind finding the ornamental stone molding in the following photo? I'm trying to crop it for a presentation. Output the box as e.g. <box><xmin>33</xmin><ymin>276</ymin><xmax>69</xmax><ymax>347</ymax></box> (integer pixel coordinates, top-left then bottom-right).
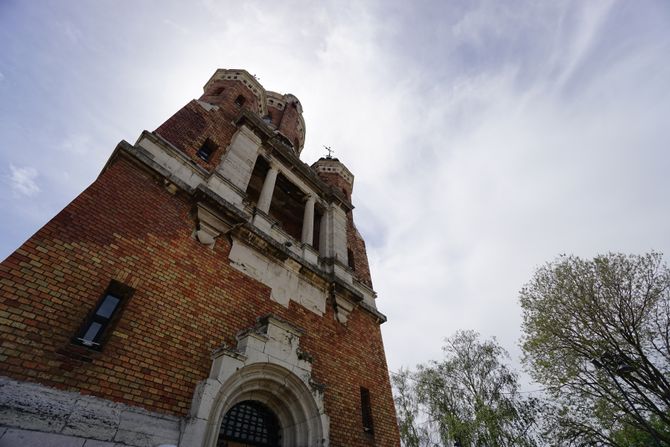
<box><xmin>180</xmin><ymin>315</ymin><xmax>329</xmax><ymax>447</ymax></box>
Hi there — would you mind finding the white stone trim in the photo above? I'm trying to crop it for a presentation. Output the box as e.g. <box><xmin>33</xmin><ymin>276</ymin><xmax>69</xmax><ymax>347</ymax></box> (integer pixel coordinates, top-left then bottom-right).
<box><xmin>207</xmin><ymin>69</ymin><xmax>267</xmax><ymax>115</ymax></box>
<box><xmin>136</xmin><ymin>134</ymin><xmax>205</xmax><ymax>190</ymax></box>
<box><xmin>312</xmin><ymin>159</ymin><xmax>354</xmax><ymax>186</ymax></box>
<box><xmin>334</xmin><ymin>295</ymin><xmax>356</xmax><ymax>324</ymax></box>
<box><xmin>196</xmin><ymin>100</ymin><xmax>219</xmax><ymax>111</ymax></box>
<box><xmin>0</xmin><ymin>376</ymin><xmax>180</xmax><ymax>447</ymax></box>
<box><xmin>228</xmin><ymin>239</ymin><xmax>327</xmax><ymax>316</ymax></box>
<box><xmin>301</xmin><ymin>195</ymin><xmax>316</xmax><ymax>245</ymax></box>
<box><xmin>181</xmin><ymin>317</ymin><xmax>329</xmax><ymax>447</ymax></box>
<box><xmin>215</xmin><ymin>125</ymin><xmax>261</xmax><ymax>193</ymax></box>
<box><xmin>192</xmin><ymin>203</ymin><xmax>235</xmax><ymax>249</ymax></box>
<box><xmin>331</xmin><ymin>206</ymin><xmax>348</xmax><ymax>263</ymax></box>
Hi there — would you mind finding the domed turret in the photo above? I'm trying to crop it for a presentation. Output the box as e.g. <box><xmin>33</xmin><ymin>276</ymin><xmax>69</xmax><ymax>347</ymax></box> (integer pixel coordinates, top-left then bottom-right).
<box><xmin>196</xmin><ymin>69</ymin><xmax>306</xmax><ymax>155</ymax></box>
<box><xmin>312</xmin><ymin>156</ymin><xmax>354</xmax><ymax>200</ymax></box>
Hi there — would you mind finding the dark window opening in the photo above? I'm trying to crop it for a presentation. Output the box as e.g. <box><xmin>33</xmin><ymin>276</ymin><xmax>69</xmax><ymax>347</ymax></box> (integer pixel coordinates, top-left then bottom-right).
<box><xmin>348</xmin><ymin>248</ymin><xmax>355</xmax><ymax>270</ymax></box>
<box><xmin>197</xmin><ymin>138</ymin><xmax>218</xmax><ymax>162</ymax></box>
<box><xmin>246</xmin><ymin>156</ymin><xmax>271</xmax><ymax>205</ymax></box>
<box><xmin>268</xmin><ymin>173</ymin><xmax>306</xmax><ymax>242</ymax></box>
<box><xmin>235</xmin><ymin>95</ymin><xmax>246</xmax><ymax>107</ymax></box>
<box><xmin>73</xmin><ymin>280</ymin><xmax>134</xmax><ymax>350</ymax></box>
<box><xmin>361</xmin><ymin>387</ymin><xmax>374</xmax><ymax>434</ymax></box>
<box><xmin>246</xmin><ymin>158</ymin><xmax>307</xmax><ymax>243</ymax></box>
<box><xmin>218</xmin><ymin>400</ymin><xmax>280</xmax><ymax>447</ymax></box>
<box><xmin>213</xmin><ymin>87</ymin><xmax>225</xmax><ymax>95</ymax></box>
<box><xmin>312</xmin><ymin>207</ymin><xmax>323</xmax><ymax>251</ymax></box>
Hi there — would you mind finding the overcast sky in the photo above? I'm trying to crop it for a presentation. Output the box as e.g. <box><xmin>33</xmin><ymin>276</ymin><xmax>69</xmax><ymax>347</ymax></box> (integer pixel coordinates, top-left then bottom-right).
<box><xmin>2</xmin><ymin>0</ymin><xmax>670</xmax><ymax>386</ymax></box>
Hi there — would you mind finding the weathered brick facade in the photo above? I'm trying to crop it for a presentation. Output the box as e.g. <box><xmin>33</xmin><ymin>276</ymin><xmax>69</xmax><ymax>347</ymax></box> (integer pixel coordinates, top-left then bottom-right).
<box><xmin>0</xmin><ymin>69</ymin><xmax>399</xmax><ymax>447</ymax></box>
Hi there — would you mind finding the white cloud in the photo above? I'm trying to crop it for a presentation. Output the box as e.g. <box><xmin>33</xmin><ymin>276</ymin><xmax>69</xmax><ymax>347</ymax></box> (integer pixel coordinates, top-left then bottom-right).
<box><xmin>1</xmin><ymin>0</ymin><xmax>669</xmax><ymax>387</ymax></box>
<box><xmin>553</xmin><ymin>0</ymin><xmax>616</xmax><ymax>88</ymax></box>
<box><xmin>59</xmin><ymin>134</ymin><xmax>92</xmax><ymax>155</ymax></box>
<box><xmin>57</xmin><ymin>20</ymin><xmax>83</xmax><ymax>43</ymax></box>
<box><xmin>8</xmin><ymin>164</ymin><xmax>40</xmax><ymax>197</ymax></box>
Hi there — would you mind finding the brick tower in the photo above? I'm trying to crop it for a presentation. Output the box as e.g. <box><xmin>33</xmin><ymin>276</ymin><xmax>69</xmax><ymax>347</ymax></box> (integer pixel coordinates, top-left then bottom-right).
<box><xmin>0</xmin><ymin>69</ymin><xmax>400</xmax><ymax>447</ymax></box>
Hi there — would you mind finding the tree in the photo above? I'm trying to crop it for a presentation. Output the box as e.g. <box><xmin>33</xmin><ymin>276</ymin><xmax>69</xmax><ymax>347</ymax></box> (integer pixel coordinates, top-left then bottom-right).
<box><xmin>392</xmin><ymin>330</ymin><xmax>540</xmax><ymax>447</ymax></box>
<box><xmin>393</xmin><ymin>367</ymin><xmax>433</xmax><ymax>447</ymax></box>
<box><xmin>520</xmin><ymin>252</ymin><xmax>670</xmax><ymax>446</ymax></box>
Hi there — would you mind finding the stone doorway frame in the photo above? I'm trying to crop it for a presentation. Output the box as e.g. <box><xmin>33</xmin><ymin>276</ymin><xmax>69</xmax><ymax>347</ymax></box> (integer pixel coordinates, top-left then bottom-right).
<box><xmin>179</xmin><ymin>315</ymin><xmax>329</xmax><ymax>447</ymax></box>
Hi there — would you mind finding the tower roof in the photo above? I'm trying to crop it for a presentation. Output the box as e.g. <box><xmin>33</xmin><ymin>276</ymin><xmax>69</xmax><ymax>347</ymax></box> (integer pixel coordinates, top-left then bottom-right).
<box><xmin>203</xmin><ymin>69</ymin><xmax>306</xmax><ymax>155</ymax></box>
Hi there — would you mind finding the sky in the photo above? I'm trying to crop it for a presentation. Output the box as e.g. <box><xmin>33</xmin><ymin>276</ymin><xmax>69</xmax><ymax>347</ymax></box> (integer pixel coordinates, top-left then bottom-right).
<box><xmin>1</xmin><ymin>0</ymin><xmax>670</xmax><ymax>387</ymax></box>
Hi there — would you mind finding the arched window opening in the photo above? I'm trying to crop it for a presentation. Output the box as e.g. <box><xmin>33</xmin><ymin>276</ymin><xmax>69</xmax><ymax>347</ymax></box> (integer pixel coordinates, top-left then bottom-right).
<box><xmin>218</xmin><ymin>400</ymin><xmax>280</xmax><ymax>447</ymax></box>
<box><xmin>235</xmin><ymin>95</ymin><xmax>246</xmax><ymax>107</ymax></box>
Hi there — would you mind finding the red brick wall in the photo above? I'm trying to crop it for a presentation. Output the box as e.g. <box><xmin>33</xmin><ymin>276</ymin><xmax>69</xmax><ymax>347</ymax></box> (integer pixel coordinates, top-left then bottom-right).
<box><xmin>199</xmin><ymin>79</ymin><xmax>262</xmax><ymax>118</ymax></box>
<box><xmin>316</xmin><ymin>171</ymin><xmax>352</xmax><ymax>200</ymax></box>
<box><xmin>154</xmin><ymin>100</ymin><xmax>238</xmax><ymax>171</ymax></box>
<box><xmin>267</xmin><ymin>104</ymin><xmax>284</xmax><ymax>128</ymax></box>
<box><xmin>199</xmin><ymin>76</ymin><xmax>305</xmax><ymax>153</ymax></box>
<box><xmin>277</xmin><ymin>101</ymin><xmax>304</xmax><ymax>150</ymax></box>
<box><xmin>347</xmin><ymin>212</ymin><xmax>374</xmax><ymax>288</ymax></box>
<box><xmin>0</xmin><ymin>156</ymin><xmax>399</xmax><ymax>446</ymax></box>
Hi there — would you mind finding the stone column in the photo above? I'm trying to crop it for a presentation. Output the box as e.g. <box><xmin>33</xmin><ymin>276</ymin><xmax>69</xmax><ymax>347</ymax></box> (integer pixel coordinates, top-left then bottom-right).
<box><xmin>257</xmin><ymin>165</ymin><xmax>278</xmax><ymax>213</ymax></box>
<box><xmin>301</xmin><ymin>195</ymin><xmax>316</xmax><ymax>245</ymax></box>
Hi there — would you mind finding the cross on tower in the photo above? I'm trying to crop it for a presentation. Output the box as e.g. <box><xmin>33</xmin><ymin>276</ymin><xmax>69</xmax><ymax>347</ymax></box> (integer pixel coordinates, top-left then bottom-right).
<box><xmin>324</xmin><ymin>146</ymin><xmax>334</xmax><ymax>159</ymax></box>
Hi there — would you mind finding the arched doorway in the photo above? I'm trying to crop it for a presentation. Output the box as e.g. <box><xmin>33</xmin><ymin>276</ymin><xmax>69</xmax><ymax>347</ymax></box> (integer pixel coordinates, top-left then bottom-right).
<box><xmin>218</xmin><ymin>400</ymin><xmax>280</xmax><ymax>447</ymax></box>
<box><xmin>200</xmin><ymin>363</ymin><xmax>326</xmax><ymax>447</ymax></box>
<box><xmin>182</xmin><ymin>316</ymin><xmax>329</xmax><ymax>447</ymax></box>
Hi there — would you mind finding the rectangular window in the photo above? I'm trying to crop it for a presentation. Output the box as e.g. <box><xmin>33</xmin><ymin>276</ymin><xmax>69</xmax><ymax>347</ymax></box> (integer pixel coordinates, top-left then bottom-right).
<box><xmin>196</xmin><ymin>138</ymin><xmax>218</xmax><ymax>162</ymax></box>
<box><xmin>74</xmin><ymin>280</ymin><xmax>134</xmax><ymax>350</ymax></box>
<box><xmin>360</xmin><ymin>387</ymin><xmax>374</xmax><ymax>434</ymax></box>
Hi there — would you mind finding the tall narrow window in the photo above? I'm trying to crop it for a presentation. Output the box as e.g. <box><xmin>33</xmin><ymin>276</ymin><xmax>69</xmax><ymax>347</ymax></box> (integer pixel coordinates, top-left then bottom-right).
<box><xmin>360</xmin><ymin>387</ymin><xmax>374</xmax><ymax>434</ymax></box>
<box><xmin>74</xmin><ymin>280</ymin><xmax>133</xmax><ymax>349</ymax></box>
<box><xmin>196</xmin><ymin>138</ymin><xmax>218</xmax><ymax>162</ymax></box>
<box><xmin>235</xmin><ymin>95</ymin><xmax>246</xmax><ymax>107</ymax></box>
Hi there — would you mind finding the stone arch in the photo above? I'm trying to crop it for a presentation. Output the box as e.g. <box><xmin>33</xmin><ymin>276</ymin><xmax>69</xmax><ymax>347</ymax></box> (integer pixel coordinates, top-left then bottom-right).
<box><xmin>179</xmin><ymin>315</ymin><xmax>329</xmax><ymax>447</ymax></box>
<box><xmin>203</xmin><ymin>363</ymin><xmax>324</xmax><ymax>447</ymax></box>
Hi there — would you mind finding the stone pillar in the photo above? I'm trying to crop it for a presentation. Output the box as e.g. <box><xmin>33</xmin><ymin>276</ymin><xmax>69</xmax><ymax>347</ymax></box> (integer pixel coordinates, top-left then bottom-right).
<box><xmin>331</xmin><ymin>206</ymin><xmax>348</xmax><ymax>262</ymax></box>
<box><xmin>257</xmin><ymin>165</ymin><xmax>278</xmax><ymax>213</ymax></box>
<box><xmin>301</xmin><ymin>195</ymin><xmax>316</xmax><ymax>245</ymax></box>
<box><xmin>319</xmin><ymin>210</ymin><xmax>330</xmax><ymax>257</ymax></box>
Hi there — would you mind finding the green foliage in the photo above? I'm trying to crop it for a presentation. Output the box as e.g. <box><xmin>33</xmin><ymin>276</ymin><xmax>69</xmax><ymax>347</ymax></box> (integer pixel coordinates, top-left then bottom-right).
<box><xmin>520</xmin><ymin>252</ymin><xmax>670</xmax><ymax>446</ymax></box>
<box><xmin>612</xmin><ymin>415</ymin><xmax>670</xmax><ymax>446</ymax></box>
<box><xmin>392</xmin><ymin>330</ymin><xmax>540</xmax><ymax>447</ymax></box>
<box><xmin>392</xmin><ymin>368</ymin><xmax>432</xmax><ymax>447</ymax></box>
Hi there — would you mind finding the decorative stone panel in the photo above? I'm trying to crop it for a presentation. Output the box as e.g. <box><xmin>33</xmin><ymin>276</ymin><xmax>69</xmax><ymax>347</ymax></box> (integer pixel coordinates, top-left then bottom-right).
<box><xmin>180</xmin><ymin>315</ymin><xmax>329</xmax><ymax>447</ymax></box>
